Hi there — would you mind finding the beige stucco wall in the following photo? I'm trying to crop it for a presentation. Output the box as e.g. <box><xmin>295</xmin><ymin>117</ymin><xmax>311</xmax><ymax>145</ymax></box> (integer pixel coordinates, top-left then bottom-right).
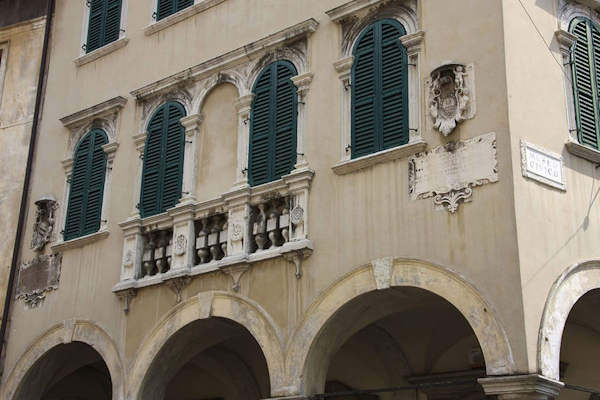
<box><xmin>5</xmin><ymin>0</ymin><xmax>600</xmax><ymax>397</ymax></box>
<box><xmin>0</xmin><ymin>17</ymin><xmax>45</xmax><ymax>331</ymax></box>
<box><xmin>502</xmin><ymin>0</ymin><xmax>600</xmax><ymax>375</ymax></box>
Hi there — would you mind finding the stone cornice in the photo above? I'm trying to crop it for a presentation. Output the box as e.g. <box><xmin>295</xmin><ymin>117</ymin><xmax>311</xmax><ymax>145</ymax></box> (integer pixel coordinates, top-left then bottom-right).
<box><xmin>131</xmin><ymin>18</ymin><xmax>319</xmax><ymax>100</ymax></box>
<box><xmin>51</xmin><ymin>230</ymin><xmax>110</xmax><ymax>253</ymax></box>
<box><xmin>0</xmin><ymin>16</ymin><xmax>46</xmax><ymax>40</ymax></box>
<box><xmin>326</xmin><ymin>0</ymin><xmax>388</xmax><ymax>22</ymax></box>
<box><xmin>59</xmin><ymin>96</ymin><xmax>127</xmax><ymax>129</ymax></box>
<box><xmin>478</xmin><ymin>374</ymin><xmax>563</xmax><ymax>397</ymax></box>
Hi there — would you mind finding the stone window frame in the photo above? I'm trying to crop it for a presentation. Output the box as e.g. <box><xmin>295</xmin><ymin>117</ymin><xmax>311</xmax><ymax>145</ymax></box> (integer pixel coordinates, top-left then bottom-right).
<box><xmin>327</xmin><ymin>0</ymin><xmax>426</xmax><ymax>175</ymax></box>
<box><xmin>0</xmin><ymin>42</ymin><xmax>8</xmax><ymax>113</ymax></box>
<box><xmin>114</xmin><ymin>19</ymin><xmax>318</xmax><ymax>295</ymax></box>
<box><xmin>556</xmin><ymin>0</ymin><xmax>600</xmax><ymax>163</ymax></box>
<box><xmin>75</xmin><ymin>0</ymin><xmax>130</xmax><ymax>67</ymax></box>
<box><xmin>51</xmin><ymin>96</ymin><xmax>126</xmax><ymax>253</ymax></box>
<box><xmin>143</xmin><ymin>0</ymin><xmax>225</xmax><ymax>36</ymax></box>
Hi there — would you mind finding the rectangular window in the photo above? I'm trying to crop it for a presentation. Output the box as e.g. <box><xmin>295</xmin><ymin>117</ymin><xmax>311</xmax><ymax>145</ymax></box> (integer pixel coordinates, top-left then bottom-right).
<box><xmin>86</xmin><ymin>0</ymin><xmax>123</xmax><ymax>53</ymax></box>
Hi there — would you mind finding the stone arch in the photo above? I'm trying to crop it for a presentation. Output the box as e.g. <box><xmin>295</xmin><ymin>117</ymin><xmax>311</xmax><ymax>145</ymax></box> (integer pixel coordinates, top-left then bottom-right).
<box><xmin>286</xmin><ymin>257</ymin><xmax>515</xmax><ymax>395</ymax></box>
<box><xmin>246</xmin><ymin>46</ymin><xmax>309</xmax><ymax>91</ymax></box>
<box><xmin>0</xmin><ymin>318</ymin><xmax>124</xmax><ymax>400</ymax></box>
<box><xmin>538</xmin><ymin>259</ymin><xmax>600</xmax><ymax>380</ymax></box>
<box><xmin>194</xmin><ymin>70</ymin><xmax>246</xmax><ymax>114</ymax></box>
<box><xmin>127</xmin><ymin>291</ymin><xmax>286</xmax><ymax>400</ymax></box>
<box><xmin>139</xmin><ymin>90</ymin><xmax>193</xmax><ymax>133</ymax></box>
<box><xmin>558</xmin><ymin>1</ymin><xmax>600</xmax><ymax>32</ymax></box>
<box><xmin>341</xmin><ymin>3</ymin><xmax>419</xmax><ymax>58</ymax></box>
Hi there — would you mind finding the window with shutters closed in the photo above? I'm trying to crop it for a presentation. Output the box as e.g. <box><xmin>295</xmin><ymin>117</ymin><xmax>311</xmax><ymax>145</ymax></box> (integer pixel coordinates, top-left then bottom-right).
<box><xmin>351</xmin><ymin>19</ymin><xmax>408</xmax><ymax>159</ymax></box>
<box><xmin>156</xmin><ymin>0</ymin><xmax>194</xmax><ymax>21</ymax></box>
<box><xmin>249</xmin><ymin>61</ymin><xmax>298</xmax><ymax>186</ymax></box>
<box><xmin>86</xmin><ymin>0</ymin><xmax>122</xmax><ymax>53</ymax></box>
<box><xmin>570</xmin><ymin>17</ymin><xmax>600</xmax><ymax>151</ymax></box>
<box><xmin>140</xmin><ymin>102</ymin><xmax>186</xmax><ymax>218</ymax></box>
<box><xmin>64</xmin><ymin>130</ymin><xmax>108</xmax><ymax>241</ymax></box>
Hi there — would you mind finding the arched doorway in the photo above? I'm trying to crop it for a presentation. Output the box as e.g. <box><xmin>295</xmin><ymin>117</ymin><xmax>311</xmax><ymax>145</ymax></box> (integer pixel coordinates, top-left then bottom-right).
<box><xmin>557</xmin><ymin>288</ymin><xmax>600</xmax><ymax>399</ymax></box>
<box><xmin>13</xmin><ymin>341</ymin><xmax>112</xmax><ymax>400</ymax></box>
<box><xmin>139</xmin><ymin>317</ymin><xmax>270</xmax><ymax>400</ymax></box>
<box><xmin>318</xmin><ymin>287</ymin><xmax>492</xmax><ymax>400</ymax></box>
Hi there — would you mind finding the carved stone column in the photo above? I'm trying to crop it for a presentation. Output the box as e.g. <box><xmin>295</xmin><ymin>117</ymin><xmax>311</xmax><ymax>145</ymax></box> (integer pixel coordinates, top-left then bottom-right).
<box><xmin>478</xmin><ymin>374</ymin><xmax>563</xmax><ymax>400</ymax></box>
<box><xmin>291</xmin><ymin>72</ymin><xmax>313</xmax><ymax>170</ymax></box>
<box><xmin>399</xmin><ymin>30</ymin><xmax>425</xmax><ymax>144</ymax></box>
<box><xmin>333</xmin><ymin>55</ymin><xmax>354</xmax><ymax>162</ymax></box>
<box><xmin>131</xmin><ymin>131</ymin><xmax>149</xmax><ymax>218</ymax></box>
<box><xmin>233</xmin><ymin>93</ymin><xmax>254</xmax><ymax>188</ymax></box>
<box><xmin>100</xmin><ymin>141</ymin><xmax>119</xmax><ymax>231</ymax></box>
<box><xmin>179</xmin><ymin>114</ymin><xmax>203</xmax><ymax>203</ymax></box>
<box><xmin>118</xmin><ymin>218</ymin><xmax>144</xmax><ymax>281</ymax></box>
<box><xmin>168</xmin><ymin>203</ymin><xmax>196</xmax><ymax>274</ymax></box>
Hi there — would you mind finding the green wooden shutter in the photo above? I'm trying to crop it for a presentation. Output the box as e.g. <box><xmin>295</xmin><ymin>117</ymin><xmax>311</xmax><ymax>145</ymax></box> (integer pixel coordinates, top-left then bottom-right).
<box><xmin>249</xmin><ymin>61</ymin><xmax>297</xmax><ymax>186</ymax></box>
<box><xmin>157</xmin><ymin>0</ymin><xmax>193</xmax><ymax>21</ymax></box>
<box><xmin>571</xmin><ymin>18</ymin><xmax>600</xmax><ymax>150</ymax></box>
<box><xmin>87</xmin><ymin>0</ymin><xmax>104</xmax><ymax>52</ymax></box>
<box><xmin>140</xmin><ymin>102</ymin><xmax>185</xmax><ymax>218</ymax></box>
<box><xmin>351</xmin><ymin>20</ymin><xmax>408</xmax><ymax>158</ymax></box>
<box><xmin>64</xmin><ymin>130</ymin><xmax>108</xmax><ymax>240</ymax></box>
<box><xmin>86</xmin><ymin>0</ymin><xmax>122</xmax><ymax>53</ymax></box>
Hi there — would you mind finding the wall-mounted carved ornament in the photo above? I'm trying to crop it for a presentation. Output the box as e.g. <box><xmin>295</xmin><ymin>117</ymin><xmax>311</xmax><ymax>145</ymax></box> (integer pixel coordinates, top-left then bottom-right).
<box><xmin>30</xmin><ymin>196</ymin><xmax>59</xmax><ymax>252</ymax></box>
<box><xmin>16</xmin><ymin>253</ymin><xmax>62</xmax><ymax>308</ymax></box>
<box><xmin>426</xmin><ymin>63</ymin><xmax>476</xmax><ymax>136</ymax></box>
<box><xmin>409</xmin><ymin>132</ymin><xmax>498</xmax><ymax>213</ymax></box>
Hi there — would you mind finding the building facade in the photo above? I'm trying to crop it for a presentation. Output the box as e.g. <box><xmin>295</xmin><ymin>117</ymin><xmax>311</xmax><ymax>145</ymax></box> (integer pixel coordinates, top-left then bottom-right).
<box><xmin>1</xmin><ymin>0</ymin><xmax>600</xmax><ymax>399</ymax></box>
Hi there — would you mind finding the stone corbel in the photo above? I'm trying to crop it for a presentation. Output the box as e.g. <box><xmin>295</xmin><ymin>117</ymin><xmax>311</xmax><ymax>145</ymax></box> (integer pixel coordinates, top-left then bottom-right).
<box><xmin>115</xmin><ymin>289</ymin><xmax>137</xmax><ymax>315</ymax></box>
<box><xmin>133</xmin><ymin>131</ymin><xmax>148</xmax><ymax>154</ymax></box>
<box><xmin>283</xmin><ymin>248</ymin><xmax>313</xmax><ymax>278</ymax></box>
<box><xmin>221</xmin><ymin>263</ymin><xmax>249</xmax><ymax>292</ymax></box>
<box><xmin>399</xmin><ymin>30</ymin><xmax>425</xmax><ymax>56</ymax></box>
<box><xmin>291</xmin><ymin>72</ymin><xmax>314</xmax><ymax>98</ymax></box>
<box><xmin>167</xmin><ymin>276</ymin><xmax>191</xmax><ymax>303</ymax></box>
<box><xmin>555</xmin><ymin>29</ymin><xmax>577</xmax><ymax>56</ymax></box>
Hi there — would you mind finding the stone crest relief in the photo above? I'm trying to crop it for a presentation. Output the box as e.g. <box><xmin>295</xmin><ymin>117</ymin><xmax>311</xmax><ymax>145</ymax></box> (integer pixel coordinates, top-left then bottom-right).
<box><xmin>426</xmin><ymin>63</ymin><xmax>476</xmax><ymax>136</ymax></box>
<box><xmin>409</xmin><ymin>132</ymin><xmax>498</xmax><ymax>213</ymax></box>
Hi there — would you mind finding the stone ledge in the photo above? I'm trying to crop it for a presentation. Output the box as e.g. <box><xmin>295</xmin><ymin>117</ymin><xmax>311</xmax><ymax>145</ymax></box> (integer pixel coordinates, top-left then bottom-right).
<box><xmin>478</xmin><ymin>374</ymin><xmax>564</xmax><ymax>398</ymax></box>
<box><xmin>50</xmin><ymin>230</ymin><xmax>110</xmax><ymax>253</ymax></box>
<box><xmin>74</xmin><ymin>37</ymin><xmax>129</xmax><ymax>67</ymax></box>
<box><xmin>565</xmin><ymin>140</ymin><xmax>600</xmax><ymax>164</ymax></box>
<box><xmin>143</xmin><ymin>0</ymin><xmax>226</xmax><ymax>36</ymax></box>
<box><xmin>332</xmin><ymin>141</ymin><xmax>427</xmax><ymax>175</ymax></box>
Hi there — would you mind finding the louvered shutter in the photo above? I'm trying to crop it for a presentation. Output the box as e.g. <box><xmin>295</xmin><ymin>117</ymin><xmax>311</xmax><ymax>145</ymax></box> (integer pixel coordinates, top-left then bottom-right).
<box><xmin>249</xmin><ymin>61</ymin><xmax>297</xmax><ymax>186</ymax></box>
<box><xmin>140</xmin><ymin>102</ymin><xmax>185</xmax><ymax>218</ymax></box>
<box><xmin>176</xmin><ymin>0</ymin><xmax>194</xmax><ymax>13</ymax></box>
<box><xmin>104</xmin><ymin>0</ymin><xmax>122</xmax><ymax>45</ymax></box>
<box><xmin>65</xmin><ymin>130</ymin><xmax>108</xmax><ymax>240</ymax></box>
<box><xmin>157</xmin><ymin>0</ymin><xmax>174</xmax><ymax>21</ymax></box>
<box><xmin>86</xmin><ymin>0</ymin><xmax>122</xmax><ymax>53</ymax></box>
<box><xmin>571</xmin><ymin>18</ymin><xmax>600</xmax><ymax>150</ymax></box>
<box><xmin>86</xmin><ymin>0</ymin><xmax>104</xmax><ymax>52</ymax></box>
<box><xmin>351</xmin><ymin>20</ymin><xmax>408</xmax><ymax>158</ymax></box>
<box><xmin>161</xmin><ymin>103</ymin><xmax>185</xmax><ymax>211</ymax></box>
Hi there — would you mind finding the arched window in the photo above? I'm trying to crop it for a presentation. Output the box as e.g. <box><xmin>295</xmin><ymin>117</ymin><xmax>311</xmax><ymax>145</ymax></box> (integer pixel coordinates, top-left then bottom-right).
<box><xmin>156</xmin><ymin>0</ymin><xmax>194</xmax><ymax>21</ymax></box>
<box><xmin>64</xmin><ymin>130</ymin><xmax>108</xmax><ymax>240</ymax></box>
<box><xmin>570</xmin><ymin>17</ymin><xmax>600</xmax><ymax>150</ymax></box>
<box><xmin>249</xmin><ymin>61</ymin><xmax>298</xmax><ymax>186</ymax></box>
<box><xmin>86</xmin><ymin>0</ymin><xmax>122</xmax><ymax>53</ymax></box>
<box><xmin>140</xmin><ymin>102</ymin><xmax>186</xmax><ymax>217</ymax></box>
<box><xmin>351</xmin><ymin>19</ymin><xmax>408</xmax><ymax>159</ymax></box>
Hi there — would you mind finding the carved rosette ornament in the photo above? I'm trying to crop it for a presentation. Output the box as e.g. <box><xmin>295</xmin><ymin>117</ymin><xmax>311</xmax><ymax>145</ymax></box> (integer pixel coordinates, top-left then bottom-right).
<box><xmin>290</xmin><ymin>206</ymin><xmax>304</xmax><ymax>226</ymax></box>
<box><xmin>229</xmin><ymin>220</ymin><xmax>244</xmax><ymax>242</ymax></box>
<box><xmin>426</xmin><ymin>63</ymin><xmax>476</xmax><ymax>136</ymax></box>
<box><xmin>174</xmin><ymin>234</ymin><xmax>187</xmax><ymax>256</ymax></box>
<box><xmin>31</xmin><ymin>196</ymin><xmax>59</xmax><ymax>251</ymax></box>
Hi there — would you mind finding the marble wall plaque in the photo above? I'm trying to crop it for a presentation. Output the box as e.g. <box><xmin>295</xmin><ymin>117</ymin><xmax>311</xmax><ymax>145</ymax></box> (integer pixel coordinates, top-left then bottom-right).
<box><xmin>409</xmin><ymin>133</ymin><xmax>498</xmax><ymax>212</ymax></box>
<box><xmin>16</xmin><ymin>253</ymin><xmax>62</xmax><ymax>308</ymax></box>
<box><xmin>409</xmin><ymin>132</ymin><xmax>498</xmax><ymax>200</ymax></box>
<box><xmin>520</xmin><ymin>139</ymin><xmax>566</xmax><ymax>191</ymax></box>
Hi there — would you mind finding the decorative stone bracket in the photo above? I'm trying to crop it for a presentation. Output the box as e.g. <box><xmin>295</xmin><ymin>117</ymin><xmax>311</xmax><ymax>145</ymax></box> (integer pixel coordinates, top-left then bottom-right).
<box><xmin>283</xmin><ymin>247</ymin><xmax>313</xmax><ymax>278</ymax></box>
<box><xmin>221</xmin><ymin>263</ymin><xmax>249</xmax><ymax>292</ymax></box>
<box><xmin>425</xmin><ymin>62</ymin><xmax>476</xmax><ymax>136</ymax></box>
<box><xmin>167</xmin><ymin>277</ymin><xmax>191</xmax><ymax>303</ymax></box>
<box><xmin>116</xmin><ymin>289</ymin><xmax>137</xmax><ymax>315</ymax></box>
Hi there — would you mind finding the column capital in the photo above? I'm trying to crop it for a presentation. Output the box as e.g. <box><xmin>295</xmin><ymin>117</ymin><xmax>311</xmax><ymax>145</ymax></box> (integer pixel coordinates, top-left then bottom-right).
<box><xmin>478</xmin><ymin>374</ymin><xmax>563</xmax><ymax>400</ymax></box>
<box><xmin>180</xmin><ymin>113</ymin><xmax>204</xmax><ymax>130</ymax></box>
